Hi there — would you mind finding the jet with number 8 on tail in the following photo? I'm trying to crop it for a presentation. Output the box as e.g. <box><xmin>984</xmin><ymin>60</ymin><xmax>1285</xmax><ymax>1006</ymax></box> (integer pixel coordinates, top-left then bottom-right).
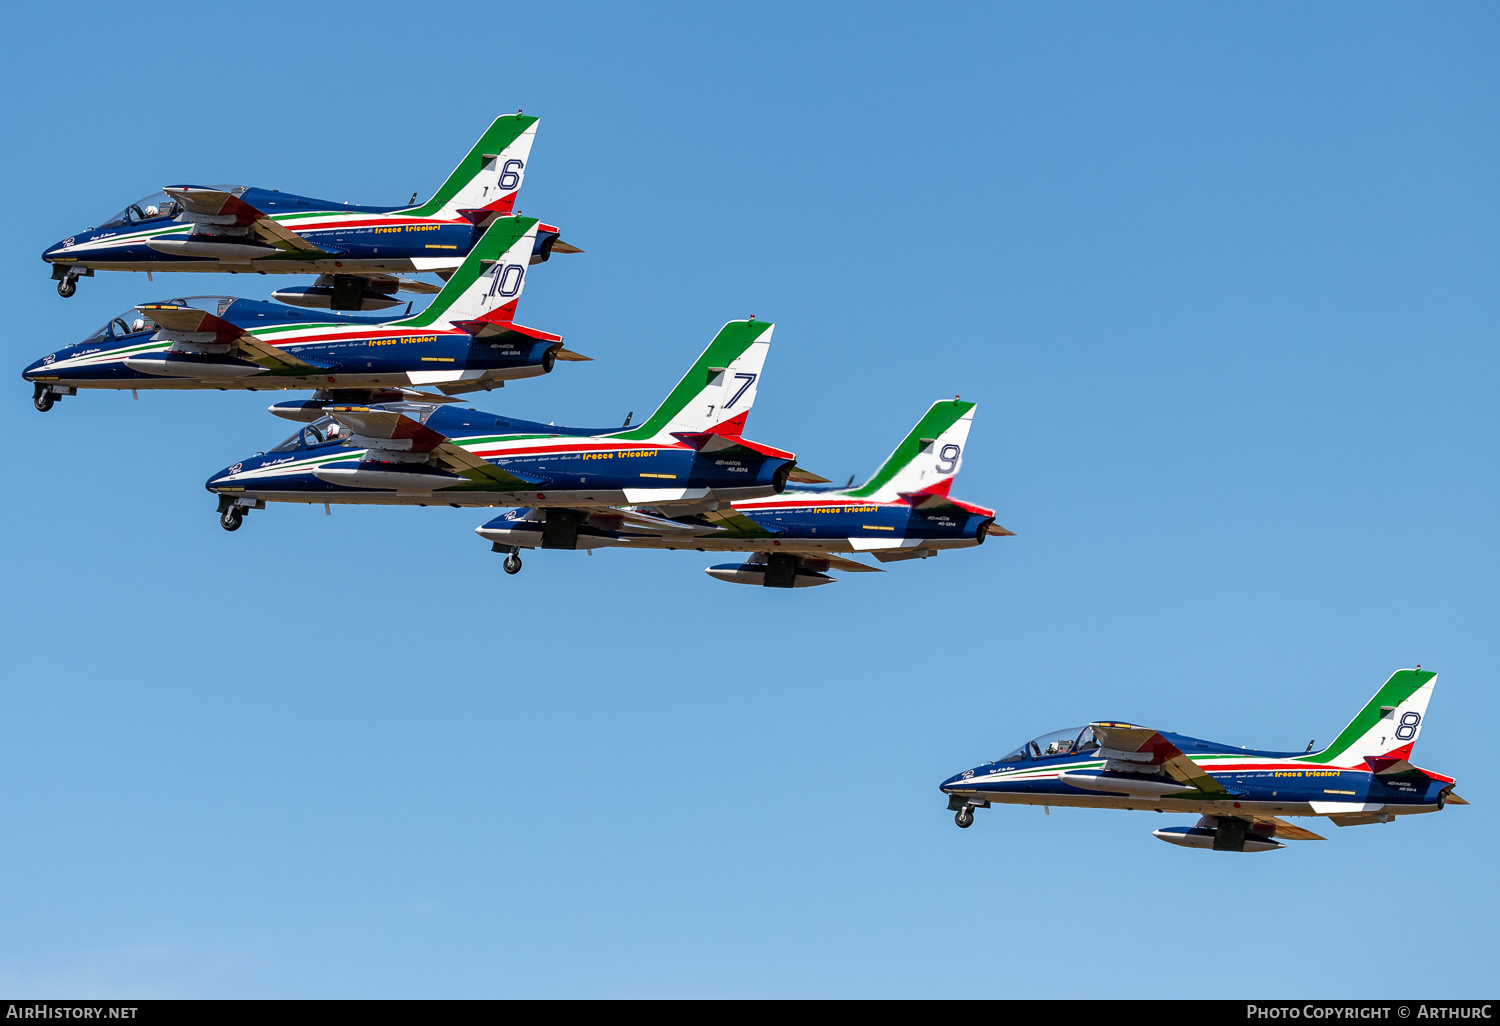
<box><xmin>939</xmin><ymin>669</ymin><xmax>1466</xmax><ymax>851</ymax></box>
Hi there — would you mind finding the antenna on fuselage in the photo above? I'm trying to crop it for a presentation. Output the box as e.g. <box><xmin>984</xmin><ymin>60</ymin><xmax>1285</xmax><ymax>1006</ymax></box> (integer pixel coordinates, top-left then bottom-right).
<box><xmin>845</xmin><ymin>475</ymin><xmax>855</xmax><ymax>487</ymax></box>
<box><xmin>409</xmin><ymin>192</ymin><xmax>418</xmax><ymax>205</ymax></box>
<box><xmin>1305</xmin><ymin>740</ymin><xmax>1316</xmax><ymax>752</ymax></box>
<box><xmin>622</xmin><ymin>411</ymin><xmax>633</xmax><ymax>427</ymax></box>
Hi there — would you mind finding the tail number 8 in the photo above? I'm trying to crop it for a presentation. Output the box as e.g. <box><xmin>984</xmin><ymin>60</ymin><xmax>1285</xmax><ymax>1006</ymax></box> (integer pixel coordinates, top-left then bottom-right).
<box><xmin>1395</xmin><ymin>711</ymin><xmax>1422</xmax><ymax>741</ymax></box>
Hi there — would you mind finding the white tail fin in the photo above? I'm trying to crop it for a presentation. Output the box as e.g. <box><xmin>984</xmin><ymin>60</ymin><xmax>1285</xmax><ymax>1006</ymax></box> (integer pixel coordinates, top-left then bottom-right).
<box><xmin>614</xmin><ymin>321</ymin><xmax>773</xmax><ymax>442</ymax></box>
<box><xmin>846</xmin><ymin>400</ymin><xmax>976</xmax><ymax>502</ymax></box>
<box><xmin>397</xmin><ymin>217</ymin><xmax>539</xmax><ymax>328</ymax></box>
<box><xmin>1309</xmin><ymin>669</ymin><xmax>1438</xmax><ymax>766</ymax></box>
<box><xmin>406</xmin><ymin>115</ymin><xmax>538</xmax><ymax>221</ymax></box>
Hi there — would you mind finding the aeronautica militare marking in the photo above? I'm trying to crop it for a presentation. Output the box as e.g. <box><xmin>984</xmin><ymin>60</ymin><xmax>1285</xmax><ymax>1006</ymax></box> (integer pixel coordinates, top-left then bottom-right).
<box><xmin>939</xmin><ymin>668</ymin><xmax>1466</xmax><ymax>851</ymax></box>
<box><xmin>41</xmin><ymin>113</ymin><xmax>578</xmax><ymax>307</ymax></box>
<box><xmin>23</xmin><ymin>217</ymin><xmax>585</xmax><ymax>412</ymax></box>
<box><xmin>475</xmin><ymin>398</ymin><xmax>1012</xmax><ymax>586</ymax></box>
<box><xmin>203</xmin><ymin>319</ymin><xmax>808</xmax><ymax>537</ymax></box>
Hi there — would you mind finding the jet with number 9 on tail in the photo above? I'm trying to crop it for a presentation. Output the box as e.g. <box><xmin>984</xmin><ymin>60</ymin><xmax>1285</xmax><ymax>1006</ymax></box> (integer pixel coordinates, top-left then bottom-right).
<box><xmin>939</xmin><ymin>668</ymin><xmax>1466</xmax><ymax>851</ymax></box>
<box><xmin>475</xmin><ymin>398</ymin><xmax>1013</xmax><ymax>585</ymax></box>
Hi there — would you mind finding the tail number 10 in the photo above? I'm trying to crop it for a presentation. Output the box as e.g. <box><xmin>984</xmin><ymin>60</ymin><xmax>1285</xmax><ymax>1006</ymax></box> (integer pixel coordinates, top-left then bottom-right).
<box><xmin>488</xmin><ymin>264</ymin><xmax>525</xmax><ymax>298</ymax></box>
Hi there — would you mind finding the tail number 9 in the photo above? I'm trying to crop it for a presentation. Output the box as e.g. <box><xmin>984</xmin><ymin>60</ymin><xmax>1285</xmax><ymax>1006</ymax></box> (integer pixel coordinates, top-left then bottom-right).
<box><xmin>935</xmin><ymin>443</ymin><xmax>962</xmax><ymax>475</ymax></box>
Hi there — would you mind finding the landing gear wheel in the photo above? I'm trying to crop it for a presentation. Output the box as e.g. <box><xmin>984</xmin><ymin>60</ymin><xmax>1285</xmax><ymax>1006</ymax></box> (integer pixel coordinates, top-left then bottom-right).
<box><xmin>503</xmin><ymin>553</ymin><xmax>523</xmax><ymax>575</ymax></box>
<box><xmin>56</xmin><ymin>277</ymin><xmax>76</xmax><ymax>298</ymax></box>
<box><xmin>33</xmin><ymin>391</ymin><xmax>54</xmax><ymax>412</ymax></box>
<box><xmin>220</xmin><ymin>508</ymin><xmax>243</xmax><ymax>532</ymax></box>
<box><xmin>955</xmin><ymin>808</ymin><xmax>974</xmax><ymax>829</ymax></box>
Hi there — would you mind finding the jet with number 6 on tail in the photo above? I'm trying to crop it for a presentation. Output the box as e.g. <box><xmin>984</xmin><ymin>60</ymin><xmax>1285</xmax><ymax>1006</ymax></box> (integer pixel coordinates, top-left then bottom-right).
<box><xmin>24</xmin><ymin>217</ymin><xmax>587</xmax><ymax>413</ymax></box>
<box><xmin>475</xmin><ymin>398</ymin><xmax>1013</xmax><ymax>585</ymax></box>
<box><xmin>204</xmin><ymin>319</ymin><xmax>810</xmax><ymax>538</ymax></box>
<box><xmin>939</xmin><ymin>668</ymin><xmax>1466</xmax><ymax>851</ymax></box>
<box><xmin>40</xmin><ymin>113</ymin><xmax>579</xmax><ymax>307</ymax></box>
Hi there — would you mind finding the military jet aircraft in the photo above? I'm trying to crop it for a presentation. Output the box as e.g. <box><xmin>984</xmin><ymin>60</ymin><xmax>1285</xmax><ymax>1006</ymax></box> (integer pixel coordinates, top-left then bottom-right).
<box><xmin>41</xmin><ymin>113</ymin><xmax>578</xmax><ymax>308</ymax></box>
<box><xmin>25</xmin><ymin>217</ymin><xmax>583</xmax><ymax>413</ymax></box>
<box><xmin>475</xmin><ymin>398</ymin><xmax>1012</xmax><ymax>584</ymax></box>
<box><xmin>205</xmin><ymin>319</ymin><xmax>801</xmax><ymax>535</ymax></box>
<box><xmin>940</xmin><ymin>668</ymin><xmax>1466</xmax><ymax>851</ymax></box>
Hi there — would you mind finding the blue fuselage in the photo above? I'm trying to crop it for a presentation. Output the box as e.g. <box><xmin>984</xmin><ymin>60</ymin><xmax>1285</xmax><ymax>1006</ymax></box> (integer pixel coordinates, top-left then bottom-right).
<box><xmin>206</xmin><ymin>405</ymin><xmax>794</xmax><ymax>509</ymax></box>
<box><xmin>42</xmin><ymin>187</ymin><xmax>556</xmax><ymax>275</ymax></box>
<box><xmin>22</xmin><ymin>298</ymin><xmax>557</xmax><ymax>392</ymax></box>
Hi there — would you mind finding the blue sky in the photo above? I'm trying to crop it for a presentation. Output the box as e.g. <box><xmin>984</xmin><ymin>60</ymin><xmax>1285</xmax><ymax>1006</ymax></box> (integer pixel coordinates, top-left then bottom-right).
<box><xmin>1</xmin><ymin>2</ymin><xmax>1496</xmax><ymax>997</ymax></box>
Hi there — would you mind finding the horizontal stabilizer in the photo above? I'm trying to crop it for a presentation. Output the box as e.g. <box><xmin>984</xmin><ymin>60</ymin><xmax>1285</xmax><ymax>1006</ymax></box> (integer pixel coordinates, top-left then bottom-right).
<box><xmin>787</xmin><ymin>468</ymin><xmax>832</xmax><ymax>484</ymax></box>
<box><xmin>450</xmin><ymin>316</ymin><xmax>563</xmax><ymax>344</ymax></box>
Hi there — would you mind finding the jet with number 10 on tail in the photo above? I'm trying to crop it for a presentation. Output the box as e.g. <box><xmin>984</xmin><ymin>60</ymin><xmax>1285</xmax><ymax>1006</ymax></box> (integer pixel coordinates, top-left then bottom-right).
<box><xmin>204</xmin><ymin>319</ymin><xmax>814</xmax><ymax>536</ymax></box>
<box><xmin>940</xmin><ymin>669</ymin><xmax>1466</xmax><ymax>851</ymax></box>
<box><xmin>40</xmin><ymin>114</ymin><xmax>579</xmax><ymax>308</ymax></box>
<box><xmin>475</xmin><ymin>398</ymin><xmax>1013</xmax><ymax>585</ymax></box>
<box><xmin>24</xmin><ymin>217</ymin><xmax>588</xmax><ymax>413</ymax></box>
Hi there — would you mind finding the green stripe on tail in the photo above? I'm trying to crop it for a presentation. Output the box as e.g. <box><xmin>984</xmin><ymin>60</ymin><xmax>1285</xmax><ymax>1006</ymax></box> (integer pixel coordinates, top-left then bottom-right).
<box><xmin>403</xmin><ymin>115</ymin><xmax>538</xmax><ymax>218</ymax></box>
<box><xmin>846</xmin><ymin>400</ymin><xmax>975</xmax><ymax>499</ymax></box>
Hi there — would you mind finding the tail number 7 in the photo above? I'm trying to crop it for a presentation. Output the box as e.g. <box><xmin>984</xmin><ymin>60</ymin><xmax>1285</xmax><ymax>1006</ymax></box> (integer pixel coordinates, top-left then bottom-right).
<box><xmin>935</xmin><ymin>443</ymin><xmax>962</xmax><ymax>474</ymax></box>
<box><xmin>725</xmin><ymin>372</ymin><xmax>756</xmax><ymax>408</ymax></box>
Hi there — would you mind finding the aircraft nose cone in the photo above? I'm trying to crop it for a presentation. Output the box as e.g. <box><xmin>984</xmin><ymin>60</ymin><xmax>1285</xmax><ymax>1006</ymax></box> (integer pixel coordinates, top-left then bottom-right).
<box><xmin>42</xmin><ymin>238</ymin><xmax>75</xmax><ymax>262</ymax></box>
<box><xmin>939</xmin><ymin>772</ymin><xmax>967</xmax><ymax>793</ymax></box>
<box><xmin>21</xmin><ymin>355</ymin><xmax>51</xmax><ymax>380</ymax></box>
<box><xmin>205</xmin><ymin>464</ymin><xmax>244</xmax><ymax>492</ymax></box>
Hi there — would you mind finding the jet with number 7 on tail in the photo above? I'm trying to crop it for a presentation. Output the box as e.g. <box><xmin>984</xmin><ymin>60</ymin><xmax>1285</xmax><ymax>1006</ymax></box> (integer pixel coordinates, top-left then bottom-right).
<box><xmin>24</xmin><ymin>217</ymin><xmax>586</xmax><ymax>413</ymax></box>
<box><xmin>474</xmin><ymin>398</ymin><xmax>1013</xmax><ymax>585</ymax></box>
<box><xmin>40</xmin><ymin>114</ymin><xmax>579</xmax><ymax>307</ymax></box>
<box><xmin>940</xmin><ymin>668</ymin><xmax>1466</xmax><ymax>851</ymax></box>
<box><xmin>204</xmin><ymin>319</ymin><xmax>809</xmax><ymax>537</ymax></box>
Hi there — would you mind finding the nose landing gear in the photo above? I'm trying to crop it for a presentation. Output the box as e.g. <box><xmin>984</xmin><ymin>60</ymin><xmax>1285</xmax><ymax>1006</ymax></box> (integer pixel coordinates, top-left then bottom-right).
<box><xmin>503</xmin><ymin>552</ymin><xmax>523</xmax><ymax>575</ymax></box>
<box><xmin>33</xmin><ymin>384</ymin><xmax>54</xmax><ymax>412</ymax></box>
<box><xmin>947</xmin><ymin>794</ymin><xmax>989</xmax><ymax>829</ymax></box>
<box><xmin>56</xmin><ymin>276</ymin><xmax>77</xmax><ymax>298</ymax></box>
<box><xmin>215</xmin><ymin>495</ymin><xmax>262</xmax><ymax>532</ymax></box>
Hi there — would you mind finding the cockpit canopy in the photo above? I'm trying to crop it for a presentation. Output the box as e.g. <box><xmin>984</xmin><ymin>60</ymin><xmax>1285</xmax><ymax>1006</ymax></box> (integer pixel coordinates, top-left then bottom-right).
<box><xmin>269</xmin><ymin>416</ymin><xmax>347</xmax><ymax>453</ymax></box>
<box><xmin>98</xmin><ymin>191</ymin><xmax>183</xmax><ymax>229</ymax></box>
<box><xmin>998</xmin><ymin>726</ymin><xmax>1100</xmax><ymax>763</ymax></box>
